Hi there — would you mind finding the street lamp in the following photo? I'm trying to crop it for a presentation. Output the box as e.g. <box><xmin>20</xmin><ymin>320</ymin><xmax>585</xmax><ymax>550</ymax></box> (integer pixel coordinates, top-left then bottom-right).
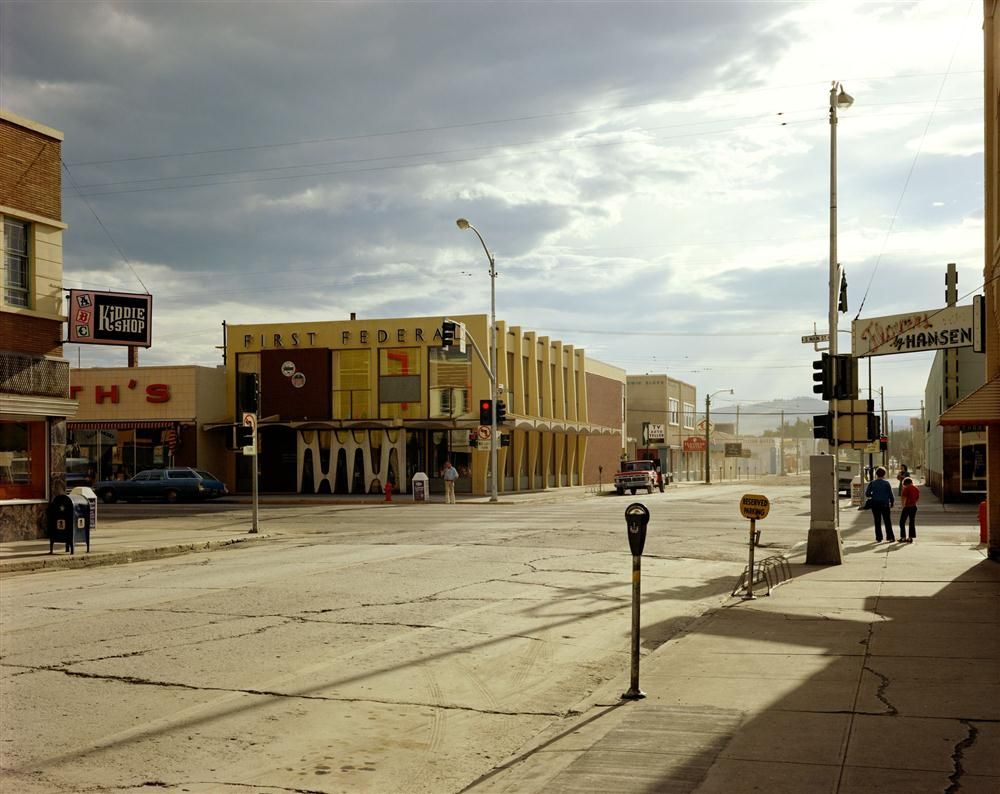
<box><xmin>704</xmin><ymin>388</ymin><xmax>733</xmax><ymax>485</ymax></box>
<box><xmin>456</xmin><ymin>218</ymin><xmax>499</xmax><ymax>503</ymax></box>
<box><xmin>828</xmin><ymin>81</ymin><xmax>852</xmax><ymax>513</ymax></box>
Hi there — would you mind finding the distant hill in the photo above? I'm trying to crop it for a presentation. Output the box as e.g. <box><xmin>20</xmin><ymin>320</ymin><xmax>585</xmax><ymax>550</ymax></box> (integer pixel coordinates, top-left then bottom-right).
<box><xmin>708</xmin><ymin>396</ymin><xmax>828</xmax><ymax>436</ymax></box>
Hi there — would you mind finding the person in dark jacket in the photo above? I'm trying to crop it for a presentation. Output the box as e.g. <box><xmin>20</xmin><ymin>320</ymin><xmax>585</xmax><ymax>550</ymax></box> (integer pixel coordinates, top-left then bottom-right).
<box><xmin>865</xmin><ymin>466</ymin><xmax>895</xmax><ymax>542</ymax></box>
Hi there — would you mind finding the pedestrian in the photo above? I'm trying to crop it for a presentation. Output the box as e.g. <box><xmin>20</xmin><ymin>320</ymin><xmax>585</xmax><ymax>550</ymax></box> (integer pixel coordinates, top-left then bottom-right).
<box><xmin>897</xmin><ymin>463</ymin><xmax>910</xmax><ymax>496</ymax></box>
<box><xmin>655</xmin><ymin>465</ymin><xmax>664</xmax><ymax>493</ymax></box>
<box><xmin>865</xmin><ymin>466</ymin><xmax>895</xmax><ymax>543</ymax></box>
<box><xmin>899</xmin><ymin>476</ymin><xmax>919</xmax><ymax>542</ymax></box>
<box><xmin>442</xmin><ymin>460</ymin><xmax>459</xmax><ymax>504</ymax></box>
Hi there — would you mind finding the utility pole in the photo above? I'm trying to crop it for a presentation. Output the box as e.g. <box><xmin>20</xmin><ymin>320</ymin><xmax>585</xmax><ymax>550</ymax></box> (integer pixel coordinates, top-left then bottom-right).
<box><xmin>779</xmin><ymin>410</ymin><xmax>785</xmax><ymax>476</ymax></box>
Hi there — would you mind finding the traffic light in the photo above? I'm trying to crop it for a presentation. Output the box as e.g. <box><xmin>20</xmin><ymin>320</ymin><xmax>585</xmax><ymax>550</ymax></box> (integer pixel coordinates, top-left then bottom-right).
<box><xmin>239</xmin><ymin>372</ymin><xmax>259</xmax><ymax>414</ymax></box>
<box><xmin>479</xmin><ymin>399</ymin><xmax>493</xmax><ymax>425</ymax></box>
<box><xmin>441</xmin><ymin>320</ymin><xmax>457</xmax><ymax>349</ymax></box>
<box><xmin>500</xmin><ymin>434</ymin><xmax>511</xmax><ymax>447</ymax></box>
<box><xmin>834</xmin><ymin>354</ymin><xmax>859</xmax><ymax>399</ymax></box>
<box><xmin>813</xmin><ymin>413</ymin><xmax>834</xmax><ymax>442</ymax></box>
<box><xmin>880</xmin><ymin>434</ymin><xmax>888</xmax><ymax>452</ymax></box>
<box><xmin>237</xmin><ymin>423</ymin><xmax>254</xmax><ymax>448</ymax></box>
<box><xmin>867</xmin><ymin>412</ymin><xmax>881</xmax><ymax>444</ymax></box>
<box><xmin>812</xmin><ymin>355</ymin><xmax>833</xmax><ymax>400</ymax></box>
<box><xmin>495</xmin><ymin>400</ymin><xmax>507</xmax><ymax>424</ymax></box>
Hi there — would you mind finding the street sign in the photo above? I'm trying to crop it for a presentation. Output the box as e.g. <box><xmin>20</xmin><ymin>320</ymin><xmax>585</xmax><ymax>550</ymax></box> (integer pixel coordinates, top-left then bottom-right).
<box><xmin>739</xmin><ymin>494</ymin><xmax>770</xmax><ymax>520</ymax></box>
<box><xmin>242</xmin><ymin>445</ymin><xmax>257</xmax><ymax>456</ymax></box>
<box><xmin>477</xmin><ymin>425</ymin><xmax>492</xmax><ymax>440</ymax></box>
<box><xmin>683</xmin><ymin>436</ymin><xmax>706</xmax><ymax>452</ymax></box>
<box><xmin>242</xmin><ymin>412</ymin><xmax>257</xmax><ymax>434</ymax></box>
<box><xmin>724</xmin><ymin>443</ymin><xmax>742</xmax><ymax>458</ymax></box>
<box><xmin>801</xmin><ymin>333</ymin><xmax>830</xmax><ymax>344</ymax></box>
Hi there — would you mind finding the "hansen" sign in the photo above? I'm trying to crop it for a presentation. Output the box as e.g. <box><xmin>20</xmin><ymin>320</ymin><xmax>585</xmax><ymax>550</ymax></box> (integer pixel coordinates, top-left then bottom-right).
<box><xmin>851</xmin><ymin>298</ymin><xmax>983</xmax><ymax>358</ymax></box>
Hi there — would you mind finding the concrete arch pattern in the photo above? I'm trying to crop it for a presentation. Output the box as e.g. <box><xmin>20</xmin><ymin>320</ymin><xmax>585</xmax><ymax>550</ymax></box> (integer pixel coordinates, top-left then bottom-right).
<box><xmin>297</xmin><ymin>429</ymin><xmax>406</xmax><ymax>494</ymax></box>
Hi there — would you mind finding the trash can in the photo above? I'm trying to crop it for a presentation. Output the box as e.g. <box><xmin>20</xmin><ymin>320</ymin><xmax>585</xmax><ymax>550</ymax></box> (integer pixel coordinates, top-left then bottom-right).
<box><xmin>46</xmin><ymin>493</ymin><xmax>91</xmax><ymax>555</ymax></box>
<box><xmin>412</xmin><ymin>472</ymin><xmax>429</xmax><ymax>503</ymax></box>
<box><xmin>71</xmin><ymin>486</ymin><xmax>97</xmax><ymax>532</ymax></box>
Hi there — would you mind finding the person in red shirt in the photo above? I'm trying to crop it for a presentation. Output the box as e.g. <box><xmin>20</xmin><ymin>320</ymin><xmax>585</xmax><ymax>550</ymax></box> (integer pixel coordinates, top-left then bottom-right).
<box><xmin>899</xmin><ymin>477</ymin><xmax>920</xmax><ymax>542</ymax></box>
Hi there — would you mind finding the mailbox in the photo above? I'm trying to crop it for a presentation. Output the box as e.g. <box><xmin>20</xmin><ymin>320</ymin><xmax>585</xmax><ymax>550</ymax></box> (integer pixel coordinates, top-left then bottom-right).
<box><xmin>46</xmin><ymin>493</ymin><xmax>91</xmax><ymax>555</ymax></box>
<box><xmin>71</xmin><ymin>486</ymin><xmax>97</xmax><ymax>531</ymax></box>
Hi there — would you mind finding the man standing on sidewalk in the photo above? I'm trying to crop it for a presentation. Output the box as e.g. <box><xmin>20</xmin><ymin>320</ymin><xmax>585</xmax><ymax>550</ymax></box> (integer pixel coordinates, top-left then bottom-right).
<box><xmin>442</xmin><ymin>461</ymin><xmax>459</xmax><ymax>504</ymax></box>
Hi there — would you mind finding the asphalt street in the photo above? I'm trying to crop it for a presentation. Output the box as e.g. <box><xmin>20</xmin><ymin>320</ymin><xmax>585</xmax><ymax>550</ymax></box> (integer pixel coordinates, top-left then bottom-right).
<box><xmin>1</xmin><ymin>481</ymin><xmax>800</xmax><ymax>793</ymax></box>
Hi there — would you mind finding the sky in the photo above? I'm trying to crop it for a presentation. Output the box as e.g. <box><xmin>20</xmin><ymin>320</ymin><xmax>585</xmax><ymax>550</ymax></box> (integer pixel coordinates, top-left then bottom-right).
<box><xmin>1</xmin><ymin>0</ymin><xmax>986</xmax><ymax>428</ymax></box>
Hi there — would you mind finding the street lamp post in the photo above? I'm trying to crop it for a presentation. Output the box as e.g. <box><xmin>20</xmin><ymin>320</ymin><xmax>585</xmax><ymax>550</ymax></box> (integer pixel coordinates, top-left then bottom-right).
<box><xmin>807</xmin><ymin>81</ymin><xmax>853</xmax><ymax>566</ymax></box>
<box><xmin>704</xmin><ymin>388</ymin><xmax>733</xmax><ymax>485</ymax></box>
<box><xmin>828</xmin><ymin>81</ymin><xmax>853</xmax><ymax>485</ymax></box>
<box><xmin>456</xmin><ymin>218</ymin><xmax>499</xmax><ymax>503</ymax></box>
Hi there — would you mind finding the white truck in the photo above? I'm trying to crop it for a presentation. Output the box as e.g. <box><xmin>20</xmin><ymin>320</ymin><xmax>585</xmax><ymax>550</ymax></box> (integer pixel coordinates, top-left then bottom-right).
<box><xmin>614</xmin><ymin>460</ymin><xmax>657</xmax><ymax>495</ymax></box>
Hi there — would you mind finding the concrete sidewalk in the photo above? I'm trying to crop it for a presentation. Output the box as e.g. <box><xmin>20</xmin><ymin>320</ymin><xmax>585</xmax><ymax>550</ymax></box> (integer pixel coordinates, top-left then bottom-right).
<box><xmin>467</xmin><ymin>497</ymin><xmax>1000</xmax><ymax>793</ymax></box>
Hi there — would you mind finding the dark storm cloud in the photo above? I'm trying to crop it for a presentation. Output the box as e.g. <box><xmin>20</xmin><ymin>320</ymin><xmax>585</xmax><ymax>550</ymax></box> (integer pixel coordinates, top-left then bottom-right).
<box><xmin>3</xmin><ymin>0</ymin><xmax>794</xmax><ymax>283</ymax></box>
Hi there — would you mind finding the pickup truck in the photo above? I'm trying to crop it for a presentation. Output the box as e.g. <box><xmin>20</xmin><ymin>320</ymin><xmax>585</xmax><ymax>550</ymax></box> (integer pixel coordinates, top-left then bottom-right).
<box><xmin>614</xmin><ymin>460</ymin><xmax>658</xmax><ymax>495</ymax></box>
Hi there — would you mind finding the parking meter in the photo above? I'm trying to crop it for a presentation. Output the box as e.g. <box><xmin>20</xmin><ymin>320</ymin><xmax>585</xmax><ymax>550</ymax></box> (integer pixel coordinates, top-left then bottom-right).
<box><xmin>622</xmin><ymin>503</ymin><xmax>650</xmax><ymax>700</ymax></box>
<box><xmin>625</xmin><ymin>503</ymin><xmax>649</xmax><ymax>556</ymax></box>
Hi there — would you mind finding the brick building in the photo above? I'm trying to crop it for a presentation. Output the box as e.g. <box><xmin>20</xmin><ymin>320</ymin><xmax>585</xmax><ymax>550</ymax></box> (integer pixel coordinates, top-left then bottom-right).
<box><xmin>0</xmin><ymin>110</ymin><xmax>76</xmax><ymax>541</ymax></box>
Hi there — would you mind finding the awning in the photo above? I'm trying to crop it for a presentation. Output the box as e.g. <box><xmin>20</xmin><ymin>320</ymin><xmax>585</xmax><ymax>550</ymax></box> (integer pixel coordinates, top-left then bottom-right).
<box><xmin>938</xmin><ymin>376</ymin><xmax>1000</xmax><ymax>426</ymax></box>
<box><xmin>202</xmin><ymin>417</ymin><xmax>619</xmax><ymax>436</ymax></box>
<box><xmin>68</xmin><ymin>420</ymin><xmax>189</xmax><ymax>430</ymax></box>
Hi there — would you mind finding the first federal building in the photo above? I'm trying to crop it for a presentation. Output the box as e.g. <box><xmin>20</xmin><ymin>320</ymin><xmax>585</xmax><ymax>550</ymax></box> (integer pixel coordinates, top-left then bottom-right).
<box><xmin>214</xmin><ymin>315</ymin><xmax>626</xmax><ymax>498</ymax></box>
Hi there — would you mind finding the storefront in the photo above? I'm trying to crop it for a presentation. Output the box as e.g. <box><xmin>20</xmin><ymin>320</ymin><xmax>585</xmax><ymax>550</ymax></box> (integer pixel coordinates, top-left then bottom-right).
<box><xmin>67</xmin><ymin>366</ymin><xmax>229</xmax><ymax>484</ymax></box>
<box><xmin>218</xmin><ymin>315</ymin><xmax>625</xmax><ymax>496</ymax></box>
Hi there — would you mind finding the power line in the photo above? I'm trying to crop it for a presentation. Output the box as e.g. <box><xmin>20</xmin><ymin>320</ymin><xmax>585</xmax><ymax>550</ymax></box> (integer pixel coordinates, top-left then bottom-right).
<box><xmin>59</xmin><ymin>161</ymin><xmax>149</xmax><ymax>294</ymax></box>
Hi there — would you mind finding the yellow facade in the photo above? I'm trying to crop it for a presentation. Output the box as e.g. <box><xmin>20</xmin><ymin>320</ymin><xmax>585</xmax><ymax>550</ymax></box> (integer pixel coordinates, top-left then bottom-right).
<box><xmin>224</xmin><ymin>315</ymin><xmax>624</xmax><ymax>496</ymax></box>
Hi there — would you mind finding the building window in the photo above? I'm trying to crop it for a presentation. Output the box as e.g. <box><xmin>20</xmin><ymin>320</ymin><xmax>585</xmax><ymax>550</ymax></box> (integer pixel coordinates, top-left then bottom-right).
<box><xmin>683</xmin><ymin>402</ymin><xmax>695</xmax><ymax>429</ymax></box>
<box><xmin>669</xmin><ymin>398</ymin><xmax>680</xmax><ymax>426</ymax></box>
<box><xmin>0</xmin><ymin>420</ymin><xmax>46</xmax><ymax>500</ymax></box>
<box><xmin>3</xmin><ymin>218</ymin><xmax>30</xmax><ymax>308</ymax></box>
<box><xmin>428</xmin><ymin>347</ymin><xmax>471</xmax><ymax>419</ymax></box>
<box><xmin>333</xmin><ymin>350</ymin><xmax>371</xmax><ymax>419</ymax></box>
<box><xmin>379</xmin><ymin>348</ymin><xmax>422</xmax><ymax>419</ymax></box>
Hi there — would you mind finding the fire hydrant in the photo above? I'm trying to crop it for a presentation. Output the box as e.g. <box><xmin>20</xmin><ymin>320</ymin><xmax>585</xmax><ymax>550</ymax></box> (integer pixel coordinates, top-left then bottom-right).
<box><xmin>384</xmin><ymin>481</ymin><xmax>393</xmax><ymax>502</ymax></box>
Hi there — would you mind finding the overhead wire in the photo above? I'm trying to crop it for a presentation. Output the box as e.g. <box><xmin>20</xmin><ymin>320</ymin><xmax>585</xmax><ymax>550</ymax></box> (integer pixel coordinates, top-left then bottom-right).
<box><xmin>853</xmin><ymin>0</ymin><xmax>977</xmax><ymax>319</ymax></box>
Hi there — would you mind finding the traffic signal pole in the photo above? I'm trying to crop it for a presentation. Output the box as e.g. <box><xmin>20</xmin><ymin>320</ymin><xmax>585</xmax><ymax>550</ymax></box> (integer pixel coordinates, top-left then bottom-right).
<box><xmin>443</xmin><ymin>312</ymin><xmax>498</xmax><ymax>502</ymax></box>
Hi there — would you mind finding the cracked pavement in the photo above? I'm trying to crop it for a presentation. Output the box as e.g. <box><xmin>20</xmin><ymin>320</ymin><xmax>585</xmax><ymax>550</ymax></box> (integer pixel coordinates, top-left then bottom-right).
<box><xmin>1</xmin><ymin>485</ymin><xmax>764</xmax><ymax>793</ymax></box>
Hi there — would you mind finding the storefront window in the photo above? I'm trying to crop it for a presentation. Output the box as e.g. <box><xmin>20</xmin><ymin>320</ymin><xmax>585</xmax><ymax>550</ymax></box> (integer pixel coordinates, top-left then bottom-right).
<box><xmin>0</xmin><ymin>420</ymin><xmax>46</xmax><ymax>499</ymax></box>
<box><xmin>960</xmin><ymin>427</ymin><xmax>987</xmax><ymax>493</ymax></box>
<box><xmin>379</xmin><ymin>348</ymin><xmax>422</xmax><ymax>419</ymax></box>
<box><xmin>428</xmin><ymin>347</ymin><xmax>471</xmax><ymax>419</ymax></box>
<box><xmin>333</xmin><ymin>350</ymin><xmax>372</xmax><ymax>419</ymax></box>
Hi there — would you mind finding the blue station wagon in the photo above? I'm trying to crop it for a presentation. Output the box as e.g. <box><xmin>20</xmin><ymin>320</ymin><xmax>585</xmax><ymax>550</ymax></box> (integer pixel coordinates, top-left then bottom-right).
<box><xmin>95</xmin><ymin>468</ymin><xmax>228</xmax><ymax>504</ymax></box>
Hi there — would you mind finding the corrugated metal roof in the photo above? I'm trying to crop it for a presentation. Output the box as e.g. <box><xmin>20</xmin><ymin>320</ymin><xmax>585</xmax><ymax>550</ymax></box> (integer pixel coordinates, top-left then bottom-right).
<box><xmin>938</xmin><ymin>376</ymin><xmax>1000</xmax><ymax>426</ymax></box>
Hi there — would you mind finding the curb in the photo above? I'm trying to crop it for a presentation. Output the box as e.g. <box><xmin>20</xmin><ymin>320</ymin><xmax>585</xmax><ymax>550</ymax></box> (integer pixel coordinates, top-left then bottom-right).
<box><xmin>0</xmin><ymin>533</ymin><xmax>271</xmax><ymax>575</ymax></box>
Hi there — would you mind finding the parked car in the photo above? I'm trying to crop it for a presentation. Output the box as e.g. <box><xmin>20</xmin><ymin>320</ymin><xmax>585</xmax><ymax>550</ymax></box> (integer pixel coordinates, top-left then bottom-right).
<box><xmin>95</xmin><ymin>468</ymin><xmax>228</xmax><ymax>503</ymax></box>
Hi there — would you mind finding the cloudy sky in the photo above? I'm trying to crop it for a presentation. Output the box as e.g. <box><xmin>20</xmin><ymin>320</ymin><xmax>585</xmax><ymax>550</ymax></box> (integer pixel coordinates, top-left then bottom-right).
<box><xmin>1</xmin><ymin>0</ymin><xmax>985</xmax><ymax>428</ymax></box>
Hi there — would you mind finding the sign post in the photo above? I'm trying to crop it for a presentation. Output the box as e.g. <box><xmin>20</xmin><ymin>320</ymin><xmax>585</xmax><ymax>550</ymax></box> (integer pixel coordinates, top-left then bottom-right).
<box><xmin>738</xmin><ymin>494</ymin><xmax>770</xmax><ymax>600</ymax></box>
<box><xmin>243</xmin><ymin>412</ymin><xmax>259</xmax><ymax>534</ymax></box>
